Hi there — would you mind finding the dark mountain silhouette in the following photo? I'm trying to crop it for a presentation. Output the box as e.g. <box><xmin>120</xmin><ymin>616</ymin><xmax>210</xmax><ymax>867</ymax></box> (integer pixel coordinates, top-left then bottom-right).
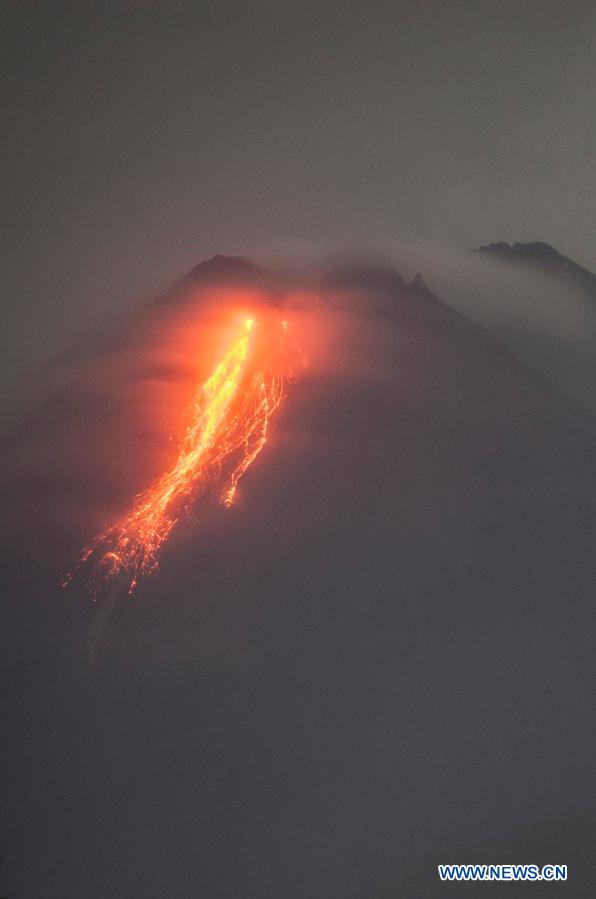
<box><xmin>161</xmin><ymin>253</ymin><xmax>268</xmax><ymax>304</ymax></box>
<box><xmin>2</xmin><ymin>256</ymin><xmax>596</xmax><ymax>899</ymax></box>
<box><xmin>477</xmin><ymin>241</ymin><xmax>596</xmax><ymax>299</ymax></box>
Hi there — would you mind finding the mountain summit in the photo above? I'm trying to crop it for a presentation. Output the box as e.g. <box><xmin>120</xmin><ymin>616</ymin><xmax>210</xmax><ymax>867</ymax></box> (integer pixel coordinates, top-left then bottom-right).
<box><xmin>477</xmin><ymin>241</ymin><xmax>596</xmax><ymax>299</ymax></box>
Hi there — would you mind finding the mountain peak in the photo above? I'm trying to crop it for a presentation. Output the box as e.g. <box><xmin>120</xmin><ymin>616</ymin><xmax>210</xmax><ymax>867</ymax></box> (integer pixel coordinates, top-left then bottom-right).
<box><xmin>182</xmin><ymin>254</ymin><xmax>265</xmax><ymax>285</ymax></box>
<box><xmin>158</xmin><ymin>255</ymin><xmax>267</xmax><ymax>305</ymax></box>
<box><xmin>476</xmin><ymin>241</ymin><xmax>596</xmax><ymax>299</ymax></box>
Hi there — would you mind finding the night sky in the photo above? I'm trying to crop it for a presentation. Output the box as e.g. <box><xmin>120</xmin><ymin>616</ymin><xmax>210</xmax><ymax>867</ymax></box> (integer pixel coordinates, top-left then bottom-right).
<box><xmin>2</xmin><ymin>3</ymin><xmax>596</xmax><ymax>898</ymax></box>
<box><xmin>3</xmin><ymin>0</ymin><xmax>596</xmax><ymax>386</ymax></box>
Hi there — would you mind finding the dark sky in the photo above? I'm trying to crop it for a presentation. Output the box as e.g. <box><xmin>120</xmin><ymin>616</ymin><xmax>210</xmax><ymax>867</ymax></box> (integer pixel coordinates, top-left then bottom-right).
<box><xmin>3</xmin><ymin>0</ymin><xmax>596</xmax><ymax>385</ymax></box>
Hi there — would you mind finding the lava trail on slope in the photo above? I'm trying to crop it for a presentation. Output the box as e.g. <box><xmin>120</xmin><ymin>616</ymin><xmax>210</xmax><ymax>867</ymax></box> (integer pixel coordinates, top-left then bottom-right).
<box><xmin>64</xmin><ymin>312</ymin><xmax>293</xmax><ymax>597</ymax></box>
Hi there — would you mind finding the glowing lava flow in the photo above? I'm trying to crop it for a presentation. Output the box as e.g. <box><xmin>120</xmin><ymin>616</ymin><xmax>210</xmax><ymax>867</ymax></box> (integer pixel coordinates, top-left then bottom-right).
<box><xmin>65</xmin><ymin>316</ymin><xmax>288</xmax><ymax>597</ymax></box>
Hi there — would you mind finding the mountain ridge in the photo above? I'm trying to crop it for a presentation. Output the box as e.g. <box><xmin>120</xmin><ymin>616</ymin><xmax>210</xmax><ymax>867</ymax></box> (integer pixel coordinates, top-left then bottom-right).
<box><xmin>476</xmin><ymin>240</ymin><xmax>596</xmax><ymax>299</ymax></box>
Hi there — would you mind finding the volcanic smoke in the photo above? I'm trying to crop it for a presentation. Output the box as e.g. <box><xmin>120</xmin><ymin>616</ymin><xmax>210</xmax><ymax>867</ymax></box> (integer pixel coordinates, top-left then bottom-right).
<box><xmin>64</xmin><ymin>312</ymin><xmax>291</xmax><ymax>597</ymax></box>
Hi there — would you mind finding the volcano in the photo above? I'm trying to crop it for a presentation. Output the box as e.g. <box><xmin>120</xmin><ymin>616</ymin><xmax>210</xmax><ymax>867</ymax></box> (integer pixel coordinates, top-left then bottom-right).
<box><xmin>2</xmin><ymin>255</ymin><xmax>596</xmax><ymax>898</ymax></box>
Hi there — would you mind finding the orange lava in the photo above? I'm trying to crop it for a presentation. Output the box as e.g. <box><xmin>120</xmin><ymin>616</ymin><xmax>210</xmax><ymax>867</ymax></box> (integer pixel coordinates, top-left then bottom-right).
<box><xmin>65</xmin><ymin>313</ymin><xmax>290</xmax><ymax>596</ymax></box>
